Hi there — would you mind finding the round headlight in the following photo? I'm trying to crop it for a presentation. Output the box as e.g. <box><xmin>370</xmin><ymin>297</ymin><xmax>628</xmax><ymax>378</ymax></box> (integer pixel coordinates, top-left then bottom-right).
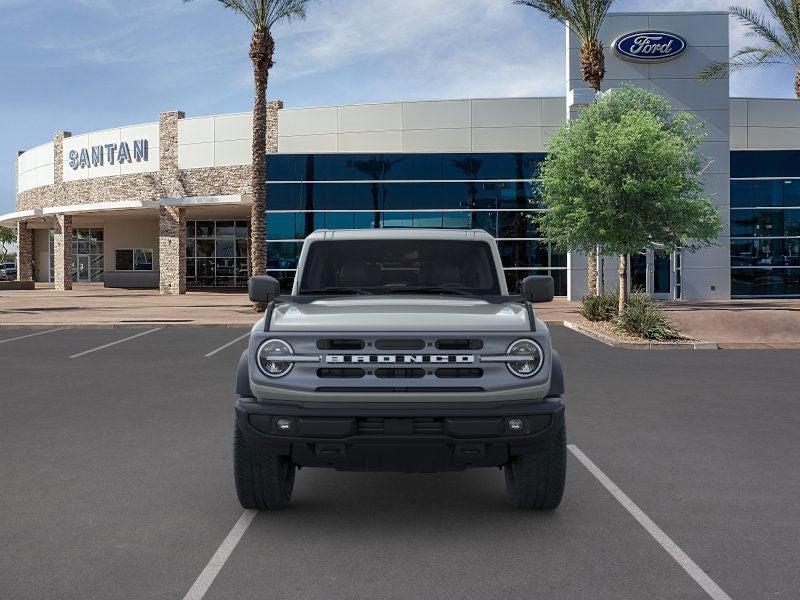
<box><xmin>257</xmin><ymin>339</ymin><xmax>294</xmax><ymax>378</ymax></box>
<box><xmin>506</xmin><ymin>339</ymin><xmax>544</xmax><ymax>378</ymax></box>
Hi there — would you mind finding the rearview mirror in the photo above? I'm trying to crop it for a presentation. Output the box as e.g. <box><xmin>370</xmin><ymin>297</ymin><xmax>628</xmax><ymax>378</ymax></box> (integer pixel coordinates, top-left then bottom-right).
<box><xmin>520</xmin><ymin>275</ymin><xmax>554</xmax><ymax>303</ymax></box>
<box><xmin>248</xmin><ymin>275</ymin><xmax>281</xmax><ymax>304</ymax></box>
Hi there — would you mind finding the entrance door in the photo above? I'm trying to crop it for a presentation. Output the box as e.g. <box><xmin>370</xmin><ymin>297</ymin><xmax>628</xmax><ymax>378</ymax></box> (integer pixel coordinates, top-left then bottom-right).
<box><xmin>630</xmin><ymin>252</ymin><xmax>647</xmax><ymax>293</ymax></box>
<box><xmin>77</xmin><ymin>255</ymin><xmax>90</xmax><ymax>282</ymax></box>
<box><xmin>652</xmin><ymin>249</ymin><xmax>672</xmax><ymax>299</ymax></box>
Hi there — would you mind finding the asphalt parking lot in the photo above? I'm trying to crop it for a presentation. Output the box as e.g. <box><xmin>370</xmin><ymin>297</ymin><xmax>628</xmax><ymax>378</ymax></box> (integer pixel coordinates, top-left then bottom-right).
<box><xmin>1</xmin><ymin>325</ymin><xmax>799</xmax><ymax>600</ymax></box>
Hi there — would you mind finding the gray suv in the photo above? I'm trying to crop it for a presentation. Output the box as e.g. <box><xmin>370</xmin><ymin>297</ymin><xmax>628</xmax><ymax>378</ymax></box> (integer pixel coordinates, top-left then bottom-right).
<box><xmin>235</xmin><ymin>230</ymin><xmax>566</xmax><ymax>510</ymax></box>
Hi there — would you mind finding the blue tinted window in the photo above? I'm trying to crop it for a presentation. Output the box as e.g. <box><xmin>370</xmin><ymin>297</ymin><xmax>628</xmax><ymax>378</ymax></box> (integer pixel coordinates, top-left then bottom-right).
<box><xmin>498</xmin><ymin>240</ymin><xmax>548</xmax><ymax>268</ymax></box>
<box><xmin>412</xmin><ymin>182</ymin><xmax>443</xmax><ymax>209</ymax></box>
<box><xmin>472</xmin><ymin>211</ymin><xmax>498</xmax><ymax>237</ymax></box>
<box><xmin>266</xmin><ymin>242</ymin><xmax>301</xmax><ymax>270</ymax></box>
<box><xmin>754</xmin><ymin>180</ymin><xmax>783</xmax><ymax>207</ymax></box>
<box><xmin>267</xmin><ymin>184</ymin><xmax>301</xmax><ymax>210</ymax></box>
<box><xmin>412</xmin><ymin>155</ymin><xmax>442</xmax><ymax>180</ymax></box>
<box><xmin>442</xmin><ymin>211</ymin><xmax>472</xmax><ymax>228</ymax></box>
<box><xmin>470</xmin><ymin>183</ymin><xmax>498</xmax><ymax>209</ymax></box>
<box><xmin>382</xmin><ymin>212</ymin><xmax>413</xmax><ymax>228</ymax></box>
<box><xmin>783</xmin><ymin>180</ymin><xmax>800</xmax><ymax>207</ymax></box>
<box><xmin>324</xmin><ymin>212</ymin><xmax>355</xmax><ymax>230</ymax></box>
<box><xmin>324</xmin><ymin>183</ymin><xmax>353</xmax><ymax>210</ymax></box>
<box><xmin>754</xmin><ymin>151</ymin><xmax>783</xmax><ymax>177</ymax></box>
<box><xmin>498</xmin><ymin>182</ymin><xmax>530</xmax><ymax>209</ymax></box>
<box><xmin>730</xmin><ymin>151</ymin><xmax>754</xmax><ymax>178</ymax></box>
<box><xmin>382</xmin><ymin>183</ymin><xmax>414</xmax><ymax>210</ymax></box>
<box><xmin>266</xmin><ymin>213</ymin><xmax>297</xmax><ymax>240</ymax></box>
<box><xmin>441</xmin><ymin>183</ymin><xmax>470</xmax><ymax>209</ymax></box>
<box><xmin>353</xmin><ymin>183</ymin><xmax>382</xmax><ymax>210</ymax></box>
<box><xmin>785</xmin><ymin>210</ymin><xmax>800</xmax><ymax>236</ymax></box>
<box><xmin>300</xmin><ymin>183</ymin><xmax>325</xmax><ymax>211</ymax></box>
<box><xmin>730</xmin><ymin>181</ymin><xmax>753</xmax><ymax>208</ymax></box>
<box><xmin>732</xmin><ymin>268</ymin><xmax>800</xmax><ymax>296</ymax></box>
<box><xmin>266</xmin><ymin>155</ymin><xmax>299</xmax><ymax>181</ymax></box>
<box><xmin>730</xmin><ymin>210</ymin><xmax>753</xmax><ymax>237</ymax></box>
<box><xmin>354</xmin><ymin>212</ymin><xmax>379</xmax><ymax>229</ymax></box>
<box><xmin>412</xmin><ymin>212</ymin><xmax>443</xmax><ymax>228</ymax></box>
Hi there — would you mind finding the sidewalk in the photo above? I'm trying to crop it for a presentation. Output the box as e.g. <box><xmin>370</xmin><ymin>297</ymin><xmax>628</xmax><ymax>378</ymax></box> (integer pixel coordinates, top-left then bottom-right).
<box><xmin>0</xmin><ymin>284</ymin><xmax>259</xmax><ymax>327</ymax></box>
<box><xmin>1</xmin><ymin>285</ymin><xmax>799</xmax><ymax>348</ymax></box>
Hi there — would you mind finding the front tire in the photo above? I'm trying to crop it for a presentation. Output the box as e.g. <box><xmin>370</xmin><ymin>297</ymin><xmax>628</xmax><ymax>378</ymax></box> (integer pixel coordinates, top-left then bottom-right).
<box><xmin>505</xmin><ymin>424</ymin><xmax>566</xmax><ymax>510</ymax></box>
<box><xmin>234</xmin><ymin>422</ymin><xmax>296</xmax><ymax>510</ymax></box>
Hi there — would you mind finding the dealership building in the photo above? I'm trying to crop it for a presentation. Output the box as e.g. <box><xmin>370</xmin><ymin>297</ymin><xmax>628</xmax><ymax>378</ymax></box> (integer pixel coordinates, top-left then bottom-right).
<box><xmin>4</xmin><ymin>10</ymin><xmax>800</xmax><ymax>299</ymax></box>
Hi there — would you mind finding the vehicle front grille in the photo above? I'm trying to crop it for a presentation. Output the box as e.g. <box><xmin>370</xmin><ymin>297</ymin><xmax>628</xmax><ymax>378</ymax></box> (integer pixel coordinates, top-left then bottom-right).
<box><xmin>374</xmin><ymin>339</ymin><xmax>426</xmax><ymax>350</ymax></box>
<box><xmin>316</xmin><ymin>339</ymin><xmax>365</xmax><ymax>350</ymax></box>
<box><xmin>435</xmin><ymin>368</ymin><xmax>483</xmax><ymax>378</ymax></box>
<box><xmin>317</xmin><ymin>368</ymin><xmax>366</xmax><ymax>379</ymax></box>
<box><xmin>375</xmin><ymin>368</ymin><xmax>426</xmax><ymax>379</ymax></box>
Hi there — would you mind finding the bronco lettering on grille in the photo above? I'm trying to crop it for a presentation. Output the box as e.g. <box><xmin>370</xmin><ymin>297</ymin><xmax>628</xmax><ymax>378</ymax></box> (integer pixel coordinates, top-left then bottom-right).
<box><xmin>326</xmin><ymin>355</ymin><xmax>475</xmax><ymax>364</ymax></box>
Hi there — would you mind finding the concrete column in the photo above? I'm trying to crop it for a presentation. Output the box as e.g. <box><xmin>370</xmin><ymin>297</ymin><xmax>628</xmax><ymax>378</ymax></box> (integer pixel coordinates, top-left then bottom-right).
<box><xmin>16</xmin><ymin>221</ymin><xmax>34</xmax><ymax>282</ymax></box>
<box><xmin>53</xmin><ymin>214</ymin><xmax>73</xmax><ymax>291</ymax></box>
<box><xmin>159</xmin><ymin>205</ymin><xmax>186</xmax><ymax>295</ymax></box>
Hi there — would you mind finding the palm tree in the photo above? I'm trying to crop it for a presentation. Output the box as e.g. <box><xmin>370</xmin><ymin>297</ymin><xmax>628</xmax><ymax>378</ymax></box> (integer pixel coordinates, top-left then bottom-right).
<box><xmin>699</xmin><ymin>2</ymin><xmax>800</xmax><ymax>101</ymax></box>
<box><xmin>184</xmin><ymin>0</ymin><xmax>312</xmax><ymax>303</ymax></box>
<box><xmin>515</xmin><ymin>0</ymin><xmax>616</xmax><ymax>295</ymax></box>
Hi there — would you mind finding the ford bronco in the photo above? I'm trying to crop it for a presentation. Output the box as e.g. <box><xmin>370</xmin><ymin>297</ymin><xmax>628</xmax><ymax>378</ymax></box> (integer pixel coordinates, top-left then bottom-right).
<box><xmin>234</xmin><ymin>229</ymin><xmax>566</xmax><ymax>510</ymax></box>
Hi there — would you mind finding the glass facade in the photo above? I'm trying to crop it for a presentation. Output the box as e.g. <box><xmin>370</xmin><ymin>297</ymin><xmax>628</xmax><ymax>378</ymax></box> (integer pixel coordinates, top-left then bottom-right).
<box><xmin>48</xmin><ymin>228</ymin><xmax>104</xmax><ymax>283</ymax></box>
<box><xmin>264</xmin><ymin>153</ymin><xmax>567</xmax><ymax>295</ymax></box>
<box><xmin>731</xmin><ymin>151</ymin><xmax>800</xmax><ymax>297</ymax></box>
<box><xmin>186</xmin><ymin>220</ymin><xmax>250</xmax><ymax>288</ymax></box>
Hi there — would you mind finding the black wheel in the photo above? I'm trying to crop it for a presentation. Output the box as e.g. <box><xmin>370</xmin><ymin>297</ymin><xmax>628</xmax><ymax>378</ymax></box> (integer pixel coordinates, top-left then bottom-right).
<box><xmin>234</xmin><ymin>422</ymin><xmax>296</xmax><ymax>510</ymax></box>
<box><xmin>504</xmin><ymin>424</ymin><xmax>566</xmax><ymax>510</ymax></box>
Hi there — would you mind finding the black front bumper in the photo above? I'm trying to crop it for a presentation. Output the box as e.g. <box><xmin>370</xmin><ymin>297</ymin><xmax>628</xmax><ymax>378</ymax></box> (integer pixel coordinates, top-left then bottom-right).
<box><xmin>235</xmin><ymin>396</ymin><xmax>565</xmax><ymax>472</ymax></box>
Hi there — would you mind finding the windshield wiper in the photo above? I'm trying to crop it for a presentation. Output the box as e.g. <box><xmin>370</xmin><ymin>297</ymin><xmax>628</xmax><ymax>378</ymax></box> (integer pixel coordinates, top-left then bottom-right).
<box><xmin>383</xmin><ymin>286</ymin><xmax>481</xmax><ymax>299</ymax></box>
<box><xmin>299</xmin><ymin>287</ymin><xmax>374</xmax><ymax>296</ymax></box>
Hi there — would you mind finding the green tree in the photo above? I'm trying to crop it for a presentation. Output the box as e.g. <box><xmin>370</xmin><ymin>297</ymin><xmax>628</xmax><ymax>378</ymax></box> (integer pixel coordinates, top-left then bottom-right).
<box><xmin>515</xmin><ymin>0</ymin><xmax>616</xmax><ymax>295</ymax></box>
<box><xmin>536</xmin><ymin>85</ymin><xmax>722</xmax><ymax>313</ymax></box>
<box><xmin>699</xmin><ymin>2</ymin><xmax>800</xmax><ymax>100</ymax></box>
<box><xmin>0</xmin><ymin>226</ymin><xmax>15</xmax><ymax>263</ymax></box>
<box><xmin>184</xmin><ymin>0</ymin><xmax>313</xmax><ymax>303</ymax></box>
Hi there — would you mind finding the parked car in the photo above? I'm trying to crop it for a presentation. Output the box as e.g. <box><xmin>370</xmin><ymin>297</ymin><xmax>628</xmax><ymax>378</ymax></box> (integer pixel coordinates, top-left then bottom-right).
<box><xmin>0</xmin><ymin>262</ymin><xmax>16</xmax><ymax>281</ymax></box>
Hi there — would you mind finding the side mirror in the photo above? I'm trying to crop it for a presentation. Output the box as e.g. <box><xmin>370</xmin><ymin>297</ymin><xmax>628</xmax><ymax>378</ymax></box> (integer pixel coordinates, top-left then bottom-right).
<box><xmin>248</xmin><ymin>275</ymin><xmax>281</xmax><ymax>304</ymax></box>
<box><xmin>520</xmin><ymin>275</ymin><xmax>554</xmax><ymax>303</ymax></box>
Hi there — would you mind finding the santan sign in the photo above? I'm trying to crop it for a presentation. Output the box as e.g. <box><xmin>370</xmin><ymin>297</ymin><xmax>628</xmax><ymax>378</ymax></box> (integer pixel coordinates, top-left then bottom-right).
<box><xmin>68</xmin><ymin>139</ymin><xmax>149</xmax><ymax>170</ymax></box>
<box><xmin>613</xmin><ymin>31</ymin><xmax>687</xmax><ymax>62</ymax></box>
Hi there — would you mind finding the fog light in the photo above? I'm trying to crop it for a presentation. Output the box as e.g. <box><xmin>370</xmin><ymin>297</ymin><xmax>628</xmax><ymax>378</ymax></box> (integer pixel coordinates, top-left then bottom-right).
<box><xmin>508</xmin><ymin>418</ymin><xmax>524</xmax><ymax>432</ymax></box>
<box><xmin>275</xmin><ymin>418</ymin><xmax>294</xmax><ymax>433</ymax></box>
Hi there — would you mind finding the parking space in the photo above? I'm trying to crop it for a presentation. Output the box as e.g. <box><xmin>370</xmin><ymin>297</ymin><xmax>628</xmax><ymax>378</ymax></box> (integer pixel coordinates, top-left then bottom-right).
<box><xmin>1</xmin><ymin>325</ymin><xmax>798</xmax><ymax>599</ymax></box>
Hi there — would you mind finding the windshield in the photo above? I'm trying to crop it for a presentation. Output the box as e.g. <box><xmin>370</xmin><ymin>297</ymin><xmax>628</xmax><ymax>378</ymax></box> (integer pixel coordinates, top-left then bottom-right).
<box><xmin>298</xmin><ymin>239</ymin><xmax>502</xmax><ymax>296</ymax></box>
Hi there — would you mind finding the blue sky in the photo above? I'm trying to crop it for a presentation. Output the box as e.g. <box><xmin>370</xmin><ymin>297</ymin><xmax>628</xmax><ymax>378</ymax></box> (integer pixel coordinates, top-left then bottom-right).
<box><xmin>1</xmin><ymin>0</ymin><xmax>797</xmax><ymax>215</ymax></box>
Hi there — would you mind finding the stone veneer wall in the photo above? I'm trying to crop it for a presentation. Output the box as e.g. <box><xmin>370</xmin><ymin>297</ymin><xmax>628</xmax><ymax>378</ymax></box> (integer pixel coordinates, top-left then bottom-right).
<box><xmin>15</xmin><ymin>102</ymin><xmax>282</xmax><ymax>292</ymax></box>
<box><xmin>53</xmin><ymin>214</ymin><xmax>73</xmax><ymax>291</ymax></box>
<box><xmin>16</xmin><ymin>102</ymin><xmax>283</xmax><ymax>212</ymax></box>
<box><xmin>15</xmin><ymin>222</ymin><xmax>33</xmax><ymax>281</ymax></box>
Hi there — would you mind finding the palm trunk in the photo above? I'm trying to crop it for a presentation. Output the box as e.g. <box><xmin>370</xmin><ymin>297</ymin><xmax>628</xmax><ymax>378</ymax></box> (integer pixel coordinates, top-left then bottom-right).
<box><xmin>618</xmin><ymin>254</ymin><xmax>628</xmax><ymax>314</ymax></box>
<box><xmin>581</xmin><ymin>40</ymin><xmax>604</xmax><ymax>297</ymax></box>
<box><xmin>249</xmin><ymin>29</ymin><xmax>274</xmax><ymax>309</ymax></box>
<box><xmin>796</xmin><ymin>67</ymin><xmax>800</xmax><ymax>102</ymax></box>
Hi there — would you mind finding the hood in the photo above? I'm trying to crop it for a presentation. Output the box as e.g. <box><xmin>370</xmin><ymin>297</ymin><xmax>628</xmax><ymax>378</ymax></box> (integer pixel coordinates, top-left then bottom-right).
<box><xmin>269</xmin><ymin>296</ymin><xmax>531</xmax><ymax>332</ymax></box>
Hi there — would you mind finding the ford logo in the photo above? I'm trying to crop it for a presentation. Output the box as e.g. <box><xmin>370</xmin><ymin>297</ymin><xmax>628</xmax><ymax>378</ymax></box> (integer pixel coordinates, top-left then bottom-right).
<box><xmin>613</xmin><ymin>31</ymin><xmax>687</xmax><ymax>62</ymax></box>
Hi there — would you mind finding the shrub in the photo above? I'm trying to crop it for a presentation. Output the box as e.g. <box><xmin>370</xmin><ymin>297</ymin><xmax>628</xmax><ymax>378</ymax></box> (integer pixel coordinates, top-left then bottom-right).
<box><xmin>614</xmin><ymin>293</ymin><xmax>684</xmax><ymax>340</ymax></box>
<box><xmin>579</xmin><ymin>290</ymin><xmax>619</xmax><ymax>322</ymax></box>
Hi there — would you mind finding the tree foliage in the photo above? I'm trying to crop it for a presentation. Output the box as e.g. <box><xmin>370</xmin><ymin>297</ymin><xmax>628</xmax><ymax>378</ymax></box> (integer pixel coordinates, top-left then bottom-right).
<box><xmin>698</xmin><ymin>2</ymin><xmax>800</xmax><ymax>100</ymax></box>
<box><xmin>0</xmin><ymin>226</ymin><xmax>15</xmax><ymax>262</ymax></box>
<box><xmin>535</xmin><ymin>85</ymin><xmax>722</xmax><ymax>309</ymax></box>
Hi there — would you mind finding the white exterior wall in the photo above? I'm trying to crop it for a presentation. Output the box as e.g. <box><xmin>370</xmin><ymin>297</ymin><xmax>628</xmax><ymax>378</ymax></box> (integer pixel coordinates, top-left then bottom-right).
<box><xmin>730</xmin><ymin>98</ymin><xmax>800</xmax><ymax>149</ymax></box>
<box><xmin>276</xmin><ymin>98</ymin><xmax>565</xmax><ymax>154</ymax></box>
<box><xmin>17</xmin><ymin>142</ymin><xmax>55</xmax><ymax>193</ymax></box>
<box><xmin>177</xmin><ymin>112</ymin><xmax>253</xmax><ymax>169</ymax></box>
<box><xmin>62</xmin><ymin>123</ymin><xmax>160</xmax><ymax>182</ymax></box>
<box><xmin>567</xmin><ymin>12</ymin><xmax>731</xmax><ymax>301</ymax></box>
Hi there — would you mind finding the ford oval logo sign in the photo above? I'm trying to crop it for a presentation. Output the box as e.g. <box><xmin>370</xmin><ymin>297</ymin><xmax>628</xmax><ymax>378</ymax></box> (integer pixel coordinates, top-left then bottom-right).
<box><xmin>613</xmin><ymin>31</ymin><xmax>687</xmax><ymax>62</ymax></box>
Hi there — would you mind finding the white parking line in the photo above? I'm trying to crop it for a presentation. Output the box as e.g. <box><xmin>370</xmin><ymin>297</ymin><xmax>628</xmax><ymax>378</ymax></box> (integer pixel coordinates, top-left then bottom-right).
<box><xmin>68</xmin><ymin>328</ymin><xmax>162</xmax><ymax>359</ymax></box>
<box><xmin>205</xmin><ymin>333</ymin><xmax>250</xmax><ymax>358</ymax></box>
<box><xmin>568</xmin><ymin>444</ymin><xmax>733</xmax><ymax>600</ymax></box>
<box><xmin>0</xmin><ymin>329</ymin><xmax>63</xmax><ymax>345</ymax></box>
<box><xmin>182</xmin><ymin>510</ymin><xmax>257</xmax><ymax>600</ymax></box>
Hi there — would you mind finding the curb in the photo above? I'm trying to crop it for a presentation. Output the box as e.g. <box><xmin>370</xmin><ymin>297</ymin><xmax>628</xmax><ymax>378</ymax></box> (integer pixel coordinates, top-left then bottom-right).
<box><xmin>561</xmin><ymin>321</ymin><xmax>718</xmax><ymax>350</ymax></box>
